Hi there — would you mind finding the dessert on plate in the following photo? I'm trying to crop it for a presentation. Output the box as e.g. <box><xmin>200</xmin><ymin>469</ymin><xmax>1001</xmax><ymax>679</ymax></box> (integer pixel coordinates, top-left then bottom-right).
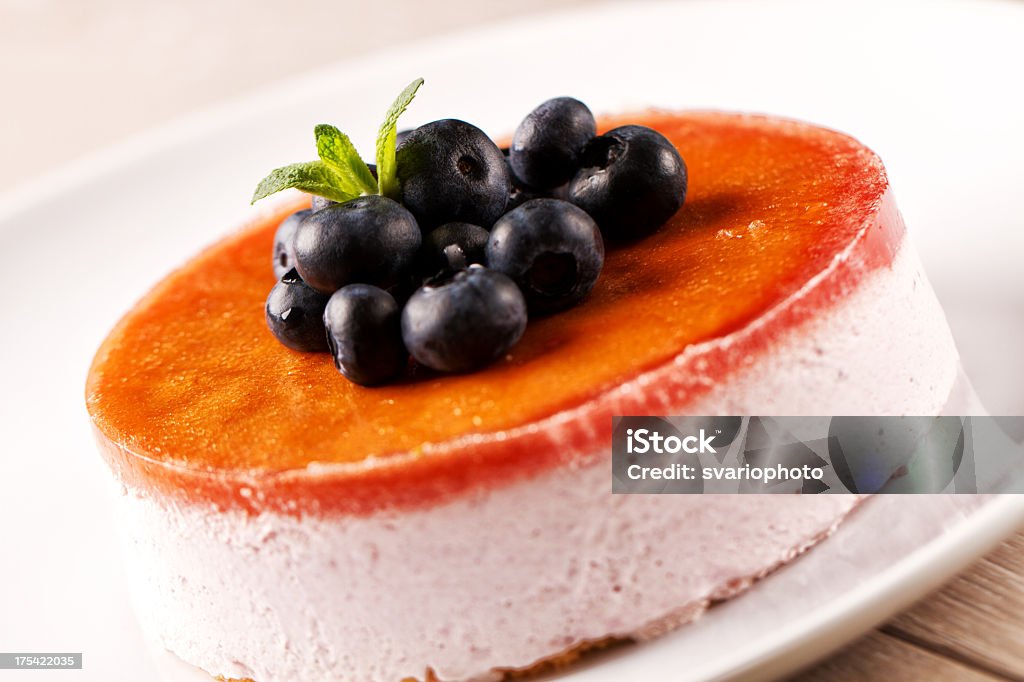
<box><xmin>86</xmin><ymin>82</ymin><xmax>969</xmax><ymax>681</ymax></box>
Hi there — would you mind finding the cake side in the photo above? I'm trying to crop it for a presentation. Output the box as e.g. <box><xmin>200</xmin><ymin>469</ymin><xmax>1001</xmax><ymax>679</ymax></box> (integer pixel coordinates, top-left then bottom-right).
<box><xmin>117</xmin><ymin>470</ymin><xmax>860</xmax><ymax>682</ymax></box>
<box><xmin>114</xmin><ymin>233</ymin><xmax>959</xmax><ymax>682</ymax></box>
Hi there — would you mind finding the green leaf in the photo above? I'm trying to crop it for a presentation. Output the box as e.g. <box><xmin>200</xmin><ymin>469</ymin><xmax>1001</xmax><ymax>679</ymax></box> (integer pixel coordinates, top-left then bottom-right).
<box><xmin>252</xmin><ymin>78</ymin><xmax>425</xmax><ymax>205</ymax></box>
<box><xmin>375</xmin><ymin>77</ymin><xmax>424</xmax><ymax>198</ymax></box>
<box><xmin>315</xmin><ymin>124</ymin><xmax>378</xmax><ymax>195</ymax></box>
<box><xmin>251</xmin><ymin>160</ymin><xmax>357</xmax><ymax>204</ymax></box>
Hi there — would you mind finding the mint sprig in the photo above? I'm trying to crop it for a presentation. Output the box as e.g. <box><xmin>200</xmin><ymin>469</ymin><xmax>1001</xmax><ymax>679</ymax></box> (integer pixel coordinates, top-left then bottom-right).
<box><xmin>251</xmin><ymin>161</ymin><xmax>358</xmax><ymax>204</ymax></box>
<box><xmin>251</xmin><ymin>78</ymin><xmax>424</xmax><ymax>205</ymax></box>
<box><xmin>376</xmin><ymin>77</ymin><xmax>424</xmax><ymax>198</ymax></box>
<box><xmin>315</xmin><ymin>124</ymin><xmax>379</xmax><ymax>196</ymax></box>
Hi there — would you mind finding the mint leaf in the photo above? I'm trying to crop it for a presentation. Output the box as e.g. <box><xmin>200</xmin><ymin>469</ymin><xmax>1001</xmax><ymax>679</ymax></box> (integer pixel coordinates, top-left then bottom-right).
<box><xmin>253</xmin><ymin>78</ymin><xmax>425</xmax><ymax>205</ymax></box>
<box><xmin>376</xmin><ymin>77</ymin><xmax>424</xmax><ymax>198</ymax></box>
<box><xmin>315</xmin><ymin>124</ymin><xmax>378</xmax><ymax>196</ymax></box>
<box><xmin>251</xmin><ymin>161</ymin><xmax>357</xmax><ymax>204</ymax></box>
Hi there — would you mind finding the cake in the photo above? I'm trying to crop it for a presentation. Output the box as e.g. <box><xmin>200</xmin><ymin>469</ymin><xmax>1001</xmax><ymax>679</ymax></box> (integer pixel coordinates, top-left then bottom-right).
<box><xmin>86</xmin><ymin>109</ymin><xmax>965</xmax><ymax>681</ymax></box>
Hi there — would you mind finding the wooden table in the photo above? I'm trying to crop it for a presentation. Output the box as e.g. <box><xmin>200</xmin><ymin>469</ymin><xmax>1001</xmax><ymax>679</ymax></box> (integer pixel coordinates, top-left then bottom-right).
<box><xmin>795</xmin><ymin>531</ymin><xmax>1024</xmax><ymax>680</ymax></box>
<box><xmin>3</xmin><ymin>1</ymin><xmax>1021</xmax><ymax>679</ymax></box>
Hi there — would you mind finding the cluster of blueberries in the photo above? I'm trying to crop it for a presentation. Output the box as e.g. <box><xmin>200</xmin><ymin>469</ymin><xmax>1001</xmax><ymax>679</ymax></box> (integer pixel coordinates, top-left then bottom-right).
<box><xmin>266</xmin><ymin>97</ymin><xmax>688</xmax><ymax>386</ymax></box>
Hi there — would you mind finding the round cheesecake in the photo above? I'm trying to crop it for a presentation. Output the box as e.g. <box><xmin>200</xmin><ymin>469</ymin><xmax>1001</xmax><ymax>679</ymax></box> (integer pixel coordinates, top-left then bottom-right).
<box><xmin>87</xmin><ymin>111</ymin><xmax>964</xmax><ymax>681</ymax></box>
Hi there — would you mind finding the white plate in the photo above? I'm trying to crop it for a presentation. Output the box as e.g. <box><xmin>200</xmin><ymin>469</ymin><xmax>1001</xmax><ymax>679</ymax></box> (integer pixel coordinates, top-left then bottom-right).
<box><xmin>2</xmin><ymin>1</ymin><xmax>1023</xmax><ymax>680</ymax></box>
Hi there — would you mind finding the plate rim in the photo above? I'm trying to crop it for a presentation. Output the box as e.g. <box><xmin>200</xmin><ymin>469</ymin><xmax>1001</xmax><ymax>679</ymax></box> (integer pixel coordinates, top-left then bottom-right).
<box><xmin>724</xmin><ymin>494</ymin><xmax>1024</xmax><ymax>681</ymax></box>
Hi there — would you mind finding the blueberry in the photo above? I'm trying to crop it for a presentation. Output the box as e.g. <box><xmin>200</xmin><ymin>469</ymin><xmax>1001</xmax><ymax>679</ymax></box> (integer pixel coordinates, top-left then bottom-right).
<box><xmin>265</xmin><ymin>268</ymin><xmax>331</xmax><ymax>352</ymax></box>
<box><xmin>568</xmin><ymin>125</ymin><xmax>687</xmax><ymax>240</ymax></box>
<box><xmin>272</xmin><ymin>209</ymin><xmax>310</xmax><ymax>279</ymax></box>
<box><xmin>487</xmin><ymin>199</ymin><xmax>604</xmax><ymax>314</ymax></box>
<box><xmin>396</xmin><ymin>119</ymin><xmax>510</xmax><ymax>228</ymax></box>
<box><xmin>420</xmin><ymin>222</ymin><xmax>489</xmax><ymax>275</ymax></box>
<box><xmin>509</xmin><ymin>97</ymin><xmax>596</xmax><ymax>190</ymax></box>
<box><xmin>293</xmin><ymin>195</ymin><xmax>421</xmax><ymax>293</ymax></box>
<box><xmin>401</xmin><ymin>266</ymin><xmax>527</xmax><ymax>373</ymax></box>
<box><xmin>324</xmin><ymin>284</ymin><xmax>407</xmax><ymax>386</ymax></box>
<box><xmin>501</xmin><ymin>146</ymin><xmax>569</xmax><ymax>209</ymax></box>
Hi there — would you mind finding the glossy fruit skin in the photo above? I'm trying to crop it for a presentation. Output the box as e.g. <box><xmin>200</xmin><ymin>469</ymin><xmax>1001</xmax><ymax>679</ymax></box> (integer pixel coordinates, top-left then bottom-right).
<box><xmin>396</xmin><ymin>119</ymin><xmax>510</xmax><ymax>229</ymax></box>
<box><xmin>401</xmin><ymin>266</ymin><xmax>527</xmax><ymax>373</ymax></box>
<box><xmin>487</xmin><ymin>199</ymin><xmax>604</xmax><ymax>314</ymax></box>
<box><xmin>509</xmin><ymin>97</ymin><xmax>596</xmax><ymax>190</ymax></box>
<box><xmin>324</xmin><ymin>284</ymin><xmax>407</xmax><ymax>386</ymax></box>
<box><xmin>265</xmin><ymin>268</ymin><xmax>331</xmax><ymax>352</ymax></box>
<box><xmin>420</xmin><ymin>222</ymin><xmax>489</xmax><ymax>275</ymax></box>
<box><xmin>292</xmin><ymin>195</ymin><xmax>421</xmax><ymax>294</ymax></box>
<box><xmin>569</xmin><ymin>125</ymin><xmax>687</xmax><ymax>240</ymax></box>
<box><xmin>272</xmin><ymin>209</ymin><xmax>310</xmax><ymax>279</ymax></box>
